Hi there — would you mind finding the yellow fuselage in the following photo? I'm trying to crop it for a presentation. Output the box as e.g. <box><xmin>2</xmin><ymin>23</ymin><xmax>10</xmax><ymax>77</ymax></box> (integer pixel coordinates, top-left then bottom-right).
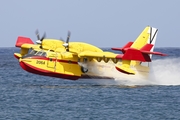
<box><xmin>15</xmin><ymin>39</ymin><xmax>149</xmax><ymax>80</ymax></box>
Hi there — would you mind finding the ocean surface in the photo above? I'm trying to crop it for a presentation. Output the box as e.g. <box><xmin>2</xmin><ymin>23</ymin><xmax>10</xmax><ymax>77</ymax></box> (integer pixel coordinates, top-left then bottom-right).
<box><xmin>0</xmin><ymin>47</ymin><xmax>180</xmax><ymax>120</ymax></box>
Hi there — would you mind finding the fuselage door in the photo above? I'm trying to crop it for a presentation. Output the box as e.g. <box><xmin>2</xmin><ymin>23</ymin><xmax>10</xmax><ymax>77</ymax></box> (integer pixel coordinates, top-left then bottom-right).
<box><xmin>47</xmin><ymin>57</ymin><xmax>56</xmax><ymax>68</ymax></box>
<box><xmin>47</xmin><ymin>52</ymin><xmax>58</xmax><ymax>71</ymax></box>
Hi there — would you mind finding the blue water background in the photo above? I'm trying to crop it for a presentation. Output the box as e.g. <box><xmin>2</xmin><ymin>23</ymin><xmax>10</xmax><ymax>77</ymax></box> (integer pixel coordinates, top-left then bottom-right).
<box><xmin>0</xmin><ymin>47</ymin><xmax>180</xmax><ymax>120</ymax></box>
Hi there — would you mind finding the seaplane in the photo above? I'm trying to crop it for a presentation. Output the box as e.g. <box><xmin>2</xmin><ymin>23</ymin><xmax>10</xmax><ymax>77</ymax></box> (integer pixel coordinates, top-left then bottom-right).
<box><xmin>14</xmin><ymin>26</ymin><xmax>166</xmax><ymax>80</ymax></box>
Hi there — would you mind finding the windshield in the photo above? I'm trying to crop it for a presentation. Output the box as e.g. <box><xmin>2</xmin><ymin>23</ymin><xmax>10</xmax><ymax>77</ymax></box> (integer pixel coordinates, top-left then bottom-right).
<box><xmin>35</xmin><ymin>51</ymin><xmax>47</xmax><ymax>56</ymax></box>
<box><xmin>29</xmin><ymin>49</ymin><xmax>38</xmax><ymax>55</ymax></box>
<box><xmin>22</xmin><ymin>49</ymin><xmax>47</xmax><ymax>59</ymax></box>
<box><xmin>30</xmin><ymin>49</ymin><xmax>47</xmax><ymax>57</ymax></box>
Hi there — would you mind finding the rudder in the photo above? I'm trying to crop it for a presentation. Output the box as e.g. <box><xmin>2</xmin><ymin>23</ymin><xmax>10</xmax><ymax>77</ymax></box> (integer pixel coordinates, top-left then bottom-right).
<box><xmin>130</xmin><ymin>26</ymin><xmax>158</xmax><ymax>66</ymax></box>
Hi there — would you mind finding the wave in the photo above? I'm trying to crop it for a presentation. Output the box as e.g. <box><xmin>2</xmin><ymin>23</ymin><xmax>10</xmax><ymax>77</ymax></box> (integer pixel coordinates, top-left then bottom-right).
<box><xmin>114</xmin><ymin>58</ymin><xmax>180</xmax><ymax>86</ymax></box>
<box><xmin>83</xmin><ymin>58</ymin><xmax>180</xmax><ymax>86</ymax></box>
<box><xmin>150</xmin><ymin>58</ymin><xmax>180</xmax><ymax>85</ymax></box>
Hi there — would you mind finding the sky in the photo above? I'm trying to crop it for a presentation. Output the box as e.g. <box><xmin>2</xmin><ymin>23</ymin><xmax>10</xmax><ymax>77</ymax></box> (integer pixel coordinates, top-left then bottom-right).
<box><xmin>0</xmin><ymin>0</ymin><xmax>180</xmax><ymax>47</ymax></box>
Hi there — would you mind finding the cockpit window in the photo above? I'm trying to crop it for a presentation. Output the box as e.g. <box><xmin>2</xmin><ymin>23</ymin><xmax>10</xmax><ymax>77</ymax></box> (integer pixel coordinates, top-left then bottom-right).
<box><xmin>42</xmin><ymin>52</ymin><xmax>47</xmax><ymax>56</ymax></box>
<box><xmin>29</xmin><ymin>49</ymin><xmax>38</xmax><ymax>55</ymax></box>
<box><xmin>36</xmin><ymin>51</ymin><xmax>46</xmax><ymax>56</ymax></box>
<box><xmin>22</xmin><ymin>49</ymin><xmax>47</xmax><ymax>59</ymax></box>
<box><xmin>29</xmin><ymin>49</ymin><xmax>47</xmax><ymax>56</ymax></box>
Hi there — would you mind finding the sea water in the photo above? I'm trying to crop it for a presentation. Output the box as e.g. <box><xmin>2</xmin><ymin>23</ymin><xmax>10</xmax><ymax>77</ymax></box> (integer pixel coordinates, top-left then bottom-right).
<box><xmin>0</xmin><ymin>47</ymin><xmax>180</xmax><ymax>120</ymax></box>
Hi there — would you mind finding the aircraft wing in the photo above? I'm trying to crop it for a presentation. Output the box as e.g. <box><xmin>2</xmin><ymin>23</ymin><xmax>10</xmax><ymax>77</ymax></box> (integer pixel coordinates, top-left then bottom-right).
<box><xmin>78</xmin><ymin>51</ymin><xmax>120</xmax><ymax>63</ymax></box>
<box><xmin>14</xmin><ymin>36</ymin><xmax>40</xmax><ymax>59</ymax></box>
<box><xmin>20</xmin><ymin>43</ymin><xmax>39</xmax><ymax>49</ymax></box>
<box><xmin>15</xmin><ymin>36</ymin><xmax>41</xmax><ymax>49</ymax></box>
<box><xmin>15</xmin><ymin>36</ymin><xmax>34</xmax><ymax>47</ymax></box>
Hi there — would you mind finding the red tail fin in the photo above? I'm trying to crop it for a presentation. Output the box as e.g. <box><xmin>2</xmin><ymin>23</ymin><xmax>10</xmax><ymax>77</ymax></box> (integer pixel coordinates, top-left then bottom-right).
<box><xmin>140</xmin><ymin>44</ymin><xmax>153</xmax><ymax>51</ymax></box>
<box><xmin>15</xmin><ymin>36</ymin><xmax>34</xmax><ymax>47</ymax></box>
<box><xmin>116</xmin><ymin>48</ymin><xmax>151</xmax><ymax>62</ymax></box>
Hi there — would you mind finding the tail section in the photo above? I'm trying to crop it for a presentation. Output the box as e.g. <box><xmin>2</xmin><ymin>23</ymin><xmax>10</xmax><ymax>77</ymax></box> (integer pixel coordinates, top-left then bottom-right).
<box><xmin>130</xmin><ymin>26</ymin><xmax>158</xmax><ymax>51</ymax></box>
<box><xmin>112</xmin><ymin>42</ymin><xmax>133</xmax><ymax>53</ymax></box>
<box><xmin>112</xmin><ymin>26</ymin><xmax>166</xmax><ymax>75</ymax></box>
<box><xmin>130</xmin><ymin>26</ymin><xmax>158</xmax><ymax>66</ymax></box>
<box><xmin>112</xmin><ymin>26</ymin><xmax>158</xmax><ymax>55</ymax></box>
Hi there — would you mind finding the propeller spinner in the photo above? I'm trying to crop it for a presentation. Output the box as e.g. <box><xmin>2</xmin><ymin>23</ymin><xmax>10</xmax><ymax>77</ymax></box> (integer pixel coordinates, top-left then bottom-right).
<box><xmin>63</xmin><ymin>31</ymin><xmax>71</xmax><ymax>52</ymax></box>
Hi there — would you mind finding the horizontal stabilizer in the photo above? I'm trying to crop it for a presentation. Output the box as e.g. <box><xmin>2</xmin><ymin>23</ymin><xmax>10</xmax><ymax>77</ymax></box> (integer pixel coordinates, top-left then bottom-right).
<box><xmin>15</xmin><ymin>36</ymin><xmax>34</xmax><ymax>47</ymax></box>
<box><xmin>115</xmin><ymin>45</ymin><xmax>167</xmax><ymax>62</ymax></box>
<box><xmin>111</xmin><ymin>42</ymin><xmax>133</xmax><ymax>53</ymax></box>
<box><xmin>141</xmin><ymin>51</ymin><xmax>167</xmax><ymax>56</ymax></box>
<box><xmin>116</xmin><ymin>48</ymin><xmax>151</xmax><ymax>62</ymax></box>
<box><xmin>140</xmin><ymin>44</ymin><xmax>167</xmax><ymax>56</ymax></box>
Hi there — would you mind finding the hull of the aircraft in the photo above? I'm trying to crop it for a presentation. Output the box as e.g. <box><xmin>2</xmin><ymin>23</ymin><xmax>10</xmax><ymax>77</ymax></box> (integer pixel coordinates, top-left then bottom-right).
<box><xmin>19</xmin><ymin>56</ymin><xmax>81</xmax><ymax>80</ymax></box>
<box><xmin>20</xmin><ymin>61</ymin><xmax>80</xmax><ymax>80</ymax></box>
<box><xmin>18</xmin><ymin>56</ymin><xmax>149</xmax><ymax>81</ymax></box>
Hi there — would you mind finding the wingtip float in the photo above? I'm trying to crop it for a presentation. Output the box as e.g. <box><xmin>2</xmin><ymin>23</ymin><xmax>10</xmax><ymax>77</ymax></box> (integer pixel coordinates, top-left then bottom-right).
<box><xmin>14</xmin><ymin>26</ymin><xmax>166</xmax><ymax>80</ymax></box>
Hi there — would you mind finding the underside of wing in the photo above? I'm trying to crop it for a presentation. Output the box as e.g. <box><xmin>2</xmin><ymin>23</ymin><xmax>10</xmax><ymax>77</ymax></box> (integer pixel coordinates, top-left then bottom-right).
<box><xmin>78</xmin><ymin>51</ymin><xmax>120</xmax><ymax>63</ymax></box>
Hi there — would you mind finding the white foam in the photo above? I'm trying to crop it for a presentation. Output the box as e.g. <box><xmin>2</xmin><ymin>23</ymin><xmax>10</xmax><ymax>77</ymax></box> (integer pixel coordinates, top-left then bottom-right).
<box><xmin>85</xmin><ymin>61</ymin><xmax>151</xmax><ymax>86</ymax></box>
<box><xmin>84</xmin><ymin>58</ymin><xmax>180</xmax><ymax>86</ymax></box>
<box><xmin>149</xmin><ymin>58</ymin><xmax>180</xmax><ymax>85</ymax></box>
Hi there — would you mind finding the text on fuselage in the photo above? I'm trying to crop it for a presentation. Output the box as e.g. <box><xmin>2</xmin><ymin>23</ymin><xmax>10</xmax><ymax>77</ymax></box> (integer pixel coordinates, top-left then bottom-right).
<box><xmin>36</xmin><ymin>60</ymin><xmax>45</xmax><ymax>65</ymax></box>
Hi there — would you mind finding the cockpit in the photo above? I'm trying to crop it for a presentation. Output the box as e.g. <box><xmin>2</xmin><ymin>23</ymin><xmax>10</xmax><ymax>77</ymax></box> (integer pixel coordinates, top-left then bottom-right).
<box><xmin>22</xmin><ymin>49</ymin><xmax>47</xmax><ymax>58</ymax></box>
<box><xmin>29</xmin><ymin>49</ymin><xmax>47</xmax><ymax>56</ymax></box>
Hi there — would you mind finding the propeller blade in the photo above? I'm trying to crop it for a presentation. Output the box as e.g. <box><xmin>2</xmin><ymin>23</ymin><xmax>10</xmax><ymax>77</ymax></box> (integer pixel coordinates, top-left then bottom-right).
<box><xmin>35</xmin><ymin>30</ymin><xmax>46</xmax><ymax>49</ymax></box>
<box><xmin>35</xmin><ymin>29</ymin><xmax>40</xmax><ymax>40</ymax></box>
<box><xmin>66</xmin><ymin>31</ymin><xmax>71</xmax><ymax>43</ymax></box>
<box><xmin>40</xmin><ymin>32</ymin><xmax>46</xmax><ymax>41</ymax></box>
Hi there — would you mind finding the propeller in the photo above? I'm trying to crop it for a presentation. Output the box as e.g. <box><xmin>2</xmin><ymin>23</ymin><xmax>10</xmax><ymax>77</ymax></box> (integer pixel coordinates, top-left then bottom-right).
<box><xmin>40</xmin><ymin>32</ymin><xmax>46</xmax><ymax>41</ymax></box>
<box><xmin>63</xmin><ymin>31</ymin><xmax>71</xmax><ymax>52</ymax></box>
<box><xmin>35</xmin><ymin>30</ymin><xmax>46</xmax><ymax>45</ymax></box>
